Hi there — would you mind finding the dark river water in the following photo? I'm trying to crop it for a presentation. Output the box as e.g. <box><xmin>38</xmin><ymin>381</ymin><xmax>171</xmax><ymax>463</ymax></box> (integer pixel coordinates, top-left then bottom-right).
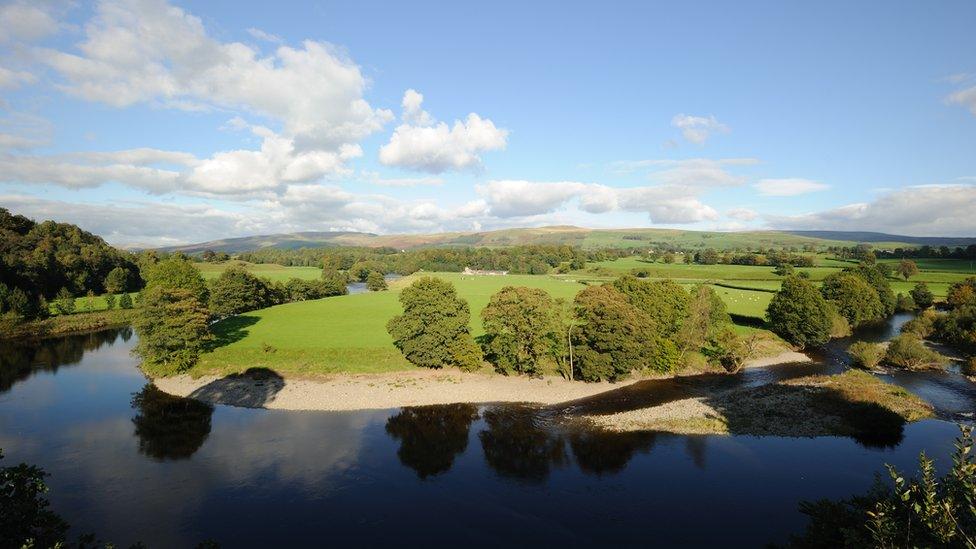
<box><xmin>1</xmin><ymin>315</ymin><xmax>974</xmax><ymax>547</ymax></box>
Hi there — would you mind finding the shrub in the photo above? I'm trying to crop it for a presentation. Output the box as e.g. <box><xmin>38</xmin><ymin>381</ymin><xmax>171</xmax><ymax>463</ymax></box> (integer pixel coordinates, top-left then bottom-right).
<box><xmin>387</xmin><ymin>277</ymin><xmax>482</xmax><ymax>371</ymax></box>
<box><xmin>118</xmin><ymin>292</ymin><xmax>133</xmax><ymax>309</ymax></box>
<box><xmin>366</xmin><ymin>270</ymin><xmax>388</xmax><ymax>292</ymax></box>
<box><xmin>884</xmin><ymin>334</ymin><xmax>946</xmax><ymax>370</ymax></box>
<box><xmin>848</xmin><ymin>341</ymin><xmax>884</xmax><ymax>369</ymax></box>
<box><xmin>909</xmin><ymin>282</ymin><xmax>935</xmax><ymax>310</ymax></box>
<box><xmin>766</xmin><ymin>275</ymin><xmax>833</xmax><ymax>348</ymax></box>
<box><xmin>52</xmin><ymin>288</ymin><xmax>75</xmax><ymax>316</ymax></box>
<box><xmin>105</xmin><ymin>293</ymin><xmax>116</xmax><ymax>310</ymax></box>
<box><xmin>901</xmin><ymin>309</ymin><xmax>937</xmax><ymax>339</ymax></box>
<box><xmin>894</xmin><ymin>292</ymin><xmax>915</xmax><ymax>313</ymax></box>
<box><xmin>964</xmin><ymin>357</ymin><xmax>976</xmax><ymax>377</ymax></box>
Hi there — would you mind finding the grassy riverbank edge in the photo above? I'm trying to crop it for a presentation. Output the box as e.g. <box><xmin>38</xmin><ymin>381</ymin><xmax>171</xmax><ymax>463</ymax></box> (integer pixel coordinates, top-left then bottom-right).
<box><xmin>0</xmin><ymin>309</ymin><xmax>138</xmax><ymax>341</ymax></box>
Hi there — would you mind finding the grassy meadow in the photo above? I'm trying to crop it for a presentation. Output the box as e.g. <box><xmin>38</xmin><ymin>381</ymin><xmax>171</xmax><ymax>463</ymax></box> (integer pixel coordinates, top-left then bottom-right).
<box><xmin>185</xmin><ymin>256</ymin><xmax>976</xmax><ymax>377</ymax></box>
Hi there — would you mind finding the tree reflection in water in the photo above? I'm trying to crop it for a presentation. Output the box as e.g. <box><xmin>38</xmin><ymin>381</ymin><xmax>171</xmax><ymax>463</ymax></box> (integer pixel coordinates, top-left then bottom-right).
<box><xmin>568</xmin><ymin>429</ymin><xmax>657</xmax><ymax>475</ymax></box>
<box><xmin>385</xmin><ymin>403</ymin><xmax>479</xmax><ymax>479</ymax></box>
<box><xmin>130</xmin><ymin>384</ymin><xmax>214</xmax><ymax>460</ymax></box>
<box><xmin>0</xmin><ymin>329</ymin><xmax>125</xmax><ymax>393</ymax></box>
<box><xmin>478</xmin><ymin>406</ymin><xmax>567</xmax><ymax>482</ymax></box>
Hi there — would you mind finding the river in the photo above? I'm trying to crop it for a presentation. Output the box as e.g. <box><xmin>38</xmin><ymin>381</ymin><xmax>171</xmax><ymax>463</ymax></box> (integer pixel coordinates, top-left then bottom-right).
<box><xmin>0</xmin><ymin>315</ymin><xmax>973</xmax><ymax>547</ymax></box>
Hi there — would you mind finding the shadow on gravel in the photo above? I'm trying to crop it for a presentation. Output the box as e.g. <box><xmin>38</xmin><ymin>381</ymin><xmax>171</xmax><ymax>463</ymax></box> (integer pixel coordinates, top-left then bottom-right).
<box><xmin>188</xmin><ymin>367</ymin><xmax>284</xmax><ymax>408</ymax></box>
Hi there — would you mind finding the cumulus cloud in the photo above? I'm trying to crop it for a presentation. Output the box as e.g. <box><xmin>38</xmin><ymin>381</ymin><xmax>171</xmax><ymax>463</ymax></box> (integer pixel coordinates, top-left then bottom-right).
<box><xmin>671</xmin><ymin>114</ymin><xmax>729</xmax><ymax>144</ymax></box>
<box><xmin>0</xmin><ymin>65</ymin><xmax>36</xmax><ymax>89</ymax></box>
<box><xmin>379</xmin><ymin>89</ymin><xmax>508</xmax><ymax>173</ymax></box>
<box><xmin>476</xmin><ymin>180</ymin><xmax>719</xmax><ymax>224</ymax></box>
<box><xmin>949</xmin><ymin>85</ymin><xmax>976</xmax><ymax>115</ymax></box>
<box><xmin>754</xmin><ymin>178</ymin><xmax>829</xmax><ymax>196</ymax></box>
<box><xmin>726</xmin><ymin>207</ymin><xmax>759</xmax><ymax>221</ymax></box>
<box><xmin>767</xmin><ymin>185</ymin><xmax>976</xmax><ymax>236</ymax></box>
<box><xmin>37</xmin><ymin>0</ymin><xmax>392</xmax><ymax>156</ymax></box>
<box><xmin>0</xmin><ymin>2</ymin><xmax>60</xmax><ymax>43</ymax></box>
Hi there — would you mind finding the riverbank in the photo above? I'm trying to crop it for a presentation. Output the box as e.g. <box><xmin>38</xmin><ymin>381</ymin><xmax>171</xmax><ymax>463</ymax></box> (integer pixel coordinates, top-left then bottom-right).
<box><xmin>0</xmin><ymin>309</ymin><xmax>137</xmax><ymax>341</ymax></box>
<box><xmin>152</xmin><ymin>350</ymin><xmax>810</xmax><ymax>411</ymax></box>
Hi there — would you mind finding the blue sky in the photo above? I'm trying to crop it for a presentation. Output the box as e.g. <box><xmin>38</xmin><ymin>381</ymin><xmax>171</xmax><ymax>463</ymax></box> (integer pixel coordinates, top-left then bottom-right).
<box><xmin>0</xmin><ymin>0</ymin><xmax>974</xmax><ymax>245</ymax></box>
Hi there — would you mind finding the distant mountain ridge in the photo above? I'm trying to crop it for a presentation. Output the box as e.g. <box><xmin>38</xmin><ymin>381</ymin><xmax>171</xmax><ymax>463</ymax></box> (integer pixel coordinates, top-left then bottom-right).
<box><xmin>157</xmin><ymin>226</ymin><xmax>976</xmax><ymax>254</ymax></box>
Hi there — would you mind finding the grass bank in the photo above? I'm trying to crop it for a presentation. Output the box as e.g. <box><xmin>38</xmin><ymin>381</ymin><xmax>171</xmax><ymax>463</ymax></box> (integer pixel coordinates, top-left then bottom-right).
<box><xmin>1</xmin><ymin>308</ymin><xmax>139</xmax><ymax>340</ymax></box>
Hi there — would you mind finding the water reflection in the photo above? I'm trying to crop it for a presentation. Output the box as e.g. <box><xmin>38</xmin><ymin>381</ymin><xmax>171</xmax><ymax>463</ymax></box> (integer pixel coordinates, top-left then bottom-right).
<box><xmin>0</xmin><ymin>328</ymin><xmax>129</xmax><ymax>393</ymax></box>
<box><xmin>478</xmin><ymin>406</ymin><xmax>567</xmax><ymax>482</ymax></box>
<box><xmin>131</xmin><ymin>384</ymin><xmax>214</xmax><ymax>460</ymax></box>
<box><xmin>568</xmin><ymin>429</ymin><xmax>658</xmax><ymax>475</ymax></box>
<box><xmin>385</xmin><ymin>403</ymin><xmax>479</xmax><ymax>478</ymax></box>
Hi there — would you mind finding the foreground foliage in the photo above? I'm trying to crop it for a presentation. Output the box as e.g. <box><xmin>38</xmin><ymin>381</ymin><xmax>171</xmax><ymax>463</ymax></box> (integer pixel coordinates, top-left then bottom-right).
<box><xmin>790</xmin><ymin>426</ymin><xmax>976</xmax><ymax>548</ymax></box>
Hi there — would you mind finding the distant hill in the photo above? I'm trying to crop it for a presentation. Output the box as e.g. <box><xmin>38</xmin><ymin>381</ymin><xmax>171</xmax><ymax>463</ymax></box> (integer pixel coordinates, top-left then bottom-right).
<box><xmin>158</xmin><ymin>226</ymin><xmax>976</xmax><ymax>254</ymax></box>
<box><xmin>782</xmin><ymin>231</ymin><xmax>976</xmax><ymax>248</ymax></box>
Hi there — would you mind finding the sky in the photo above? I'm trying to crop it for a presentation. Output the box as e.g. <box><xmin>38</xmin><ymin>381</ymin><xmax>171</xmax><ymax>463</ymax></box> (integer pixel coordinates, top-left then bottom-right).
<box><xmin>0</xmin><ymin>0</ymin><xmax>974</xmax><ymax>246</ymax></box>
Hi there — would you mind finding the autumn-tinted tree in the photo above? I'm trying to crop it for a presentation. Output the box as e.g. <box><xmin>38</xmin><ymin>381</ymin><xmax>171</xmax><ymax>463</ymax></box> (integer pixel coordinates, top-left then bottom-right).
<box><xmin>387</xmin><ymin>277</ymin><xmax>482</xmax><ymax>371</ymax></box>
<box><xmin>910</xmin><ymin>282</ymin><xmax>935</xmax><ymax>310</ymax></box>
<box><xmin>766</xmin><ymin>275</ymin><xmax>833</xmax><ymax>348</ymax></box>
<box><xmin>134</xmin><ymin>258</ymin><xmax>212</xmax><ymax>374</ymax></box>
<box><xmin>366</xmin><ymin>270</ymin><xmax>388</xmax><ymax>291</ymax></box>
<box><xmin>480</xmin><ymin>286</ymin><xmax>559</xmax><ymax>375</ymax></box>
<box><xmin>821</xmin><ymin>272</ymin><xmax>884</xmax><ymax>328</ymax></box>
<box><xmin>895</xmin><ymin>259</ymin><xmax>919</xmax><ymax>281</ymax></box>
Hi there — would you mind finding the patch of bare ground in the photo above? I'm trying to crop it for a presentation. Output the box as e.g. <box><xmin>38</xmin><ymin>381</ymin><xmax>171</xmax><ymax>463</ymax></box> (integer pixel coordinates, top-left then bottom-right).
<box><xmin>586</xmin><ymin>370</ymin><xmax>934</xmax><ymax>442</ymax></box>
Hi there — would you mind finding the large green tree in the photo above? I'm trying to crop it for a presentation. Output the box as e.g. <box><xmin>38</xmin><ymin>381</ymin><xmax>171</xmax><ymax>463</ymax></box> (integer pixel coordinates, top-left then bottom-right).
<box><xmin>103</xmin><ymin>266</ymin><xmax>130</xmax><ymax>294</ymax></box>
<box><xmin>134</xmin><ymin>258</ymin><xmax>212</xmax><ymax>373</ymax></box>
<box><xmin>910</xmin><ymin>282</ymin><xmax>935</xmax><ymax>310</ymax></box>
<box><xmin>480</xmin><ymin>286</ymin><xmax>559</xmax><ymax>375</ymax></box>
<box><xmin>611</xmin><ymin>275</ymin><xmax>690</xmax><ymax>339</ymax></box>
<box><xmin>852</xmin><ymin>264</ymin><xmax>896</xmax><ymax>317</ymax></box>
<box><xmin>208</xmin><ymin>265</ymin><xmax>274</xmax><ymax>318</ymax></box>
<box><xmin>387</xmin><ymin>277</ymin><xmax>482</xmax><ymax>371</ymax></box>
<box><xmin>821</xmin><ymin>272</ymin><xmax>885</xmax><ymax>328</ymax></box>
<box><xmin>766</xmin><ymin>275</ymin><xmax>833</xmax><ymax>348</ymax></box>
<box><xmin>572</xmin><ymin>284</ymin><xmax>675</xmax><ymax>381</ymax></box>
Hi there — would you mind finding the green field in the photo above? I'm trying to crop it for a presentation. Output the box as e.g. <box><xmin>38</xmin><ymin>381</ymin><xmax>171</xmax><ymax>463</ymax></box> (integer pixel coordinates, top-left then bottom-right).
<box><xmin>50</xmin><ymin>292</ymin><xmax>140</xmax><ymax>315</ymax></box>
<box><xmin>195</xmin><ymin>261</ymin><xmax>322</xmax><ymax>282</ymax></box>
<box><xmin>193</xmin><ymin>272</ymin><xmax>776</xmax><ymax>376</ymax></box>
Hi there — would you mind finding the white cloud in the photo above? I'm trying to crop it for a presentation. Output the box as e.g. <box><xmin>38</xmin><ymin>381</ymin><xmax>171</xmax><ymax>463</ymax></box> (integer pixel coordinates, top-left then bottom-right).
<box><xmin>948</xmin><ymin>85</ymin><xmax>976</xmax><ymax>115</ymax></box>
<box><xmin>611</xmin><ymin>158</ymin><xmax>757</xmax><ymax>188</ymax></box>
<box><xmin>0</xmin><ymin>2</ymin><xmax>60</xmax><ymax>43</ymax></box>
<box><xmin>401</xmin><ymin>89</ymin><xmax>433</xmax><ymax>126</ymax></box>
<box><xmin>671</xmin><ymin>114</ymin><xmax>729</xmax><ymax>144</ymax></box>
<box><xmin>0</xmin><ymin>65</ymin><xmax>36</xmax><ymax>89</ymax></box>
<box><xmin>754</xmin><ymin>178</ymin><xmax>829</xmax><ymax>196</ymax></box>
<box><xmin>767</xmin><ymin>184</ymin><xmax>976</xmax><ymax>236</ymax></box>
<box><xmin>246</xmin><ymin>27</ymin><xmax>283</xmax><ymax>44</ymax></box>
<box><xmin>476</xmin><ymin>180</ymin><xmax>719</xmax><ymax>224</ymax></box>
<box><xmin>361</xmin><ymin>170</ymin><xmax>444</xmax><ymax>187</ymax></box>
<box><xmin>379</xmin><ymin>90</ymin><xmax>508</xmax><ymax>173</ymax></box>
<box><xmin>37</xmin><ymin>0</ymin><xmax>392</xmax><ymax>157</ymax></box>
<box><xmin>726</xmin><ymin>207</ymin><xmax>759</xmax><ymax>221</ymax></box>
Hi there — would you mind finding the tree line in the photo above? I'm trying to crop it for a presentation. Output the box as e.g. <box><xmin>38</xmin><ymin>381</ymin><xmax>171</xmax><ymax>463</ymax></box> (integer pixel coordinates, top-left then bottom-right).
<box><xmin>386</xmin><ymin>275</ymin><xmax>744</xmax><ymax>381</ymax></box>
<box><xmin>0</xmin><ymin>208</ymin><xmax>141</xmax><ymax>326</ymax></box>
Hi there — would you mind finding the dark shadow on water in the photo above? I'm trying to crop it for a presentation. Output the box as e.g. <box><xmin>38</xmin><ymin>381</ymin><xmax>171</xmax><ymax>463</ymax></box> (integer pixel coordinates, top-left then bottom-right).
<box><xmin>188</xmin><ymin>367</ymin><xmax>284</xmax><ymax>408</ymax></box>
<box><xmin>0</xmin><ymin>328</ymin><xmax>126</xmax><ymax>393</ymax></box>
<box><xmin>385</xmin><ymin>403</ymin><xmax>480</xmax><ymax>479</ymax></box>
<box><xmin>204</xmin><ymin>315</ymin><xmax>260</xmax><ymax>351</ymax></box>
<box><xmin>131</xmin><ymin>383</ymin><xmax>214</xmax><ymax>460</ymax></box>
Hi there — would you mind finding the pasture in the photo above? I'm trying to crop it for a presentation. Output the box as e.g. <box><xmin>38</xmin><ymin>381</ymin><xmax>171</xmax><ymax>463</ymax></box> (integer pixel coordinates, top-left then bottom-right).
<box><xmin>195</xmin><ymin>260</ymin><xmax>322</xmax><ymax>282</ymax></box>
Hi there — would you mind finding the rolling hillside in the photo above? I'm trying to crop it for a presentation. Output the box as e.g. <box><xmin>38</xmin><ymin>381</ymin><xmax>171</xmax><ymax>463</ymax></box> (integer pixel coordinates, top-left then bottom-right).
<box><xmin>159</xmin><ymin>226</ymin><xmax>976</xmax><ymax>254</ymax></box>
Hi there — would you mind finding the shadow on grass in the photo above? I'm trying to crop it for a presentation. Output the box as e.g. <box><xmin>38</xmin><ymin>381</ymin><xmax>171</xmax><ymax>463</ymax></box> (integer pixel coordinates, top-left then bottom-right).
<box><xmin>729</xmin><ymin>313</ymin><xmax>767</xmax><ymax>329</ymax></box>
<box><xmin>204</xmin><ymin>315</ymin><xmax>260</xmax><ymax>351</ymax></box>
<box><xmin>188</xmin><ymin>367</ymin><xmax>284</xmax><ymax>408</ymax></box>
